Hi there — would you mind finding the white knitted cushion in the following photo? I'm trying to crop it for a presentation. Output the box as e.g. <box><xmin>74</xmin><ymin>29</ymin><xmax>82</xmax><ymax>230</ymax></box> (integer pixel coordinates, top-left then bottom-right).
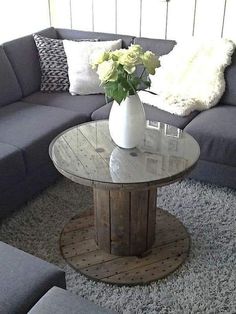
<box><xmin>63</xmin><ymin>39</ymin><xmax>122</xmax><ymax>95</ymax></box>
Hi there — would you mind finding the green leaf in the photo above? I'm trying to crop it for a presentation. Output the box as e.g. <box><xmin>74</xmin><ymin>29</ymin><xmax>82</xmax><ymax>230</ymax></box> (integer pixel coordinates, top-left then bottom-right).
<box><xmin>119</xmin><ymin>76</ymin><xmax>130</xmax><ymax>91</ymax></box>
<box><xmin>102</xmin><ymin>62</ymin><xmax>153</xmax><ymax>103</ymax></box>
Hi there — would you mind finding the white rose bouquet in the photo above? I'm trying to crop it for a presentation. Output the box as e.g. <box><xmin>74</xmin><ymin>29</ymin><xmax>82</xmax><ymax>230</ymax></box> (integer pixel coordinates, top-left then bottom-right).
<box><xmin>91</xmin><ymin>44</ymin><xmax>160</xmax><ymax>104</ymax></box>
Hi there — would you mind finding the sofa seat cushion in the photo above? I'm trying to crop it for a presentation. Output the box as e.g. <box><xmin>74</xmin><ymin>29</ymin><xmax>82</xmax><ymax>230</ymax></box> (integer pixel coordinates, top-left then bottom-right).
<box><xmin>0</xmin><ymin>101</ymin><xmax>87</xmax><ymax>172</ymax></box>
<box><xmin>0</xmin><ymin>142</ymin><xmax>26</xmax><ymax>192</ymax></box>
<box><xmin>188</xmin><ymin>159</ymin><xmax>236</xmax><ymax>189</ymax></box>
<box><xmin>0</xmin><ymin>162</ymin><xmax>59</xmax><ymax>219</ymax></box>
<box><xmin>24</xmin><ymin>92</ymin><xmax>107</xmax><ymax>120</ymax></box>
<box><xmin>91</xmin><ymin>102</ymin><xmax>199</xmax><ymax>129</ymax></box>
<box><xmin>0</xmin><ymin>242</ymin><xmax>65</xmax><ymax>314</ymax></box>
<box><xmin>28</xmin><ymin>286</ymin><xmax>116</xmax><ymax>314</ymax></box>
<box><xmin>184</xmin><ymin>105</ymin><xmax>236</xmax><ymax>167</ymax></box>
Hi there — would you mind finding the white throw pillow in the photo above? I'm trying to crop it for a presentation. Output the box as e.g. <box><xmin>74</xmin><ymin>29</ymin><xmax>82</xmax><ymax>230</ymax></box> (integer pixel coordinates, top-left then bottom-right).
<box><xmin>63</xmin><ymin>39</ymin><xmax>122</xmax><ymax>95</ymax></box>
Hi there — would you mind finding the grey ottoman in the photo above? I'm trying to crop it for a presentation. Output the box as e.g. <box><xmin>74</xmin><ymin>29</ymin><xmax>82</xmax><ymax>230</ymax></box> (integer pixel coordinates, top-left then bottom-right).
<box><xmin>0</xmin><ymin>241</ymin><xmax>66</xmax><ymax>314</ymax></box>
<box><xmin>28</xmin><ymin>286</ymin><xmax>117</xmax><ymax>314</ymax></box>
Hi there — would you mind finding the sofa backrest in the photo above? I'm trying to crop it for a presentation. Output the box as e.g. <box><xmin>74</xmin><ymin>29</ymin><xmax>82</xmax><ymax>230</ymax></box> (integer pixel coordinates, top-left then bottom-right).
<box><xmin>56</xmin><ymin>28</ymin><xmax>134</xmax><ymax>49</ymax></box>
<box><xmin>134</xmin><ymin>37</ymin><xmax>176</xmax><ymax>56</ymax></box>
<box><xmin>0</xmin><ymin>46</ymin><xmax>22</xmax><ymax>107</ymax></box>
<box><xmin>220</xmin><ymin>50</ymin><xmax>236</xmax><ymax>106</ymax></box>
<box><xmin>3</xmin><ymin>27</ymin><xmax>58</xmax><ymax>97</ymax></box>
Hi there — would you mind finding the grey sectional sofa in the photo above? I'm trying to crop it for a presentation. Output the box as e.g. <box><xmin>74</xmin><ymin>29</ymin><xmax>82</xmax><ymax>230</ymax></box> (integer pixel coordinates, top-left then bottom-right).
<box><xmin>0</xmin><ymin>241</ymin><xmax>115</xmax><ymax>313</ymax></box>
<box><xmin>0</xmin><ymin>27</ymin><xmax>235</xmax><ymax>219</ymax></box>
<box><xmin>0</xmin><ymin>27</ymin><xmax>134</xmax><ymax>219</ymax></box>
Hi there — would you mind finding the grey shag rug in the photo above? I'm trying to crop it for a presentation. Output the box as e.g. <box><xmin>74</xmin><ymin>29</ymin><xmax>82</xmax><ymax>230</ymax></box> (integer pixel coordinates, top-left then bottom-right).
<box><xmin>0</xmin><ymin>178</ymin><xmax>235</xmax><ymax>314</ymax></box>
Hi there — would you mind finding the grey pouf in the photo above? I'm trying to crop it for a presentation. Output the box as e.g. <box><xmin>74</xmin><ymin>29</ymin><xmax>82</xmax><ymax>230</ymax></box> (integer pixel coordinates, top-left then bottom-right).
<box><xmin>28</xmin><ymin>286</ymin><xmax>117</xmax><ymax>314</ymax></box>
<box><xmin>0</xmin><ymin>241</ymin><xmax>66</xmax><ymax>314</ymax></box>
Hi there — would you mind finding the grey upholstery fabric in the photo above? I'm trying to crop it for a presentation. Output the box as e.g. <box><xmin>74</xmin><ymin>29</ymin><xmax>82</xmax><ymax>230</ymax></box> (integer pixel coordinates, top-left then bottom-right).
<box><xmin>56</xmin><ymin>28</ymin><xmax>134</xmax><ymax>48</ymax></box>
<box><xmin>91</xmin><ymin>102</ymin><xmax>199</xmax><ymax>129</ymax></box>
<box><xmin>188</xmin><ymin>159</ymin><xmax>236</xmax><ymax>189</ymax></box>
<box><xmin>0</xmin><ymin>162</ymin><xmax>60</xmax><ymax>218</ymax></box>
<box><xmin>28</xmin><ymin>286</ymin><xmax>116</xmax><ymax>314</ymax></box>
<box><xmin>0</xmin><ymin>142</ymin><xmax>26</xmax><ymax>192</ymax></box>
<box><xmin>220</xmin><ymin>50</ymin><xmax>236</xmax><ymax>106</ymax></box>
<box><xmin>0</xmin><ymin>46</ymin><xmax>22</xmax><ymax>107</ymax></box>
<box><xmin>134</xmin><ymin>37</ymin><xmax>176</xmax><ymax>56</ymax></box>
<box><xmin>0</xmin><ymin>101</ymin><xmax>87</xmax><ymax>172</ymax></box>
<box><xmin>3</xmin><ymin>27</ymin><xmax>58</xmax><ymax>97</ymax></box>
<box><xmin>0</xmin><ymin>242</ymin><xmax>65</xmax><ymax>314</ymax></box>
<box><xmin>24</xmin><ymin>91</ymin><xmax>107</xmax><ymax>120</ymax></box>
<box><xmin>185</xmin><ymin>105</ymin><xmax>236</xmax><ymax>167</ymax></box>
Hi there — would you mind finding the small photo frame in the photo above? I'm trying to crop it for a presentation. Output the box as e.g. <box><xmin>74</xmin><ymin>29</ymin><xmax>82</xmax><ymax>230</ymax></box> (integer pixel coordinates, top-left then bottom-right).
<box><xmin>147</xmin><ymin>120</ymin><xmax>161</xmax><ymax>130</ymax></box>
<box><xmin>164</xmin><ymin>124</ymin><xmax>182</xmax><ymax>138</ymax></box>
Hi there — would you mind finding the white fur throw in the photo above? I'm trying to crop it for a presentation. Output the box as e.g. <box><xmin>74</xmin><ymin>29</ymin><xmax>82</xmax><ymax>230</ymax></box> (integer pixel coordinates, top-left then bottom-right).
<box><xmin>139</xmin><ymin>38</ymin><xmax>235</xmax><ymax>116</ymax></box>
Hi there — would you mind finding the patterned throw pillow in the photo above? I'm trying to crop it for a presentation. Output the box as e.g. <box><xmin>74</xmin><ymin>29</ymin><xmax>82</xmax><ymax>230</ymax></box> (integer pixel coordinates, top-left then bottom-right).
<box><xmin>33</xmin><ymin>34</ymin><xmax>69</xmax><ymax>92</ymax></box>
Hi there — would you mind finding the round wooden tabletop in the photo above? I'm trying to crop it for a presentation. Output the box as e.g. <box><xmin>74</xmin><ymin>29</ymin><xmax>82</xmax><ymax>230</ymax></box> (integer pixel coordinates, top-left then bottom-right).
<box><xmin>49</xmin><ymin>120</ymin><xmax>200</xmax><ymax>189</ymax></box>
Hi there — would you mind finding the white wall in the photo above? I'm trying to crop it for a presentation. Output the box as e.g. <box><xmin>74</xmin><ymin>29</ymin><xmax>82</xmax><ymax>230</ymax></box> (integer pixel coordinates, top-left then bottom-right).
<box><xmin>0</xmin><ymin>0</ymin><xmax>50</xmax><ymax>43</ymax></box>
<box><xmin>50</xmin><ymin>0</ymin><xmax>236</xmax><ymax>41</ymax></box>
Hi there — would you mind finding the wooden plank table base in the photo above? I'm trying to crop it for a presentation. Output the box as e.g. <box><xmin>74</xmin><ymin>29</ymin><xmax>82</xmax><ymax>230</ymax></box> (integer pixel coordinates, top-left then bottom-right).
<box><xmin>94</xmin><ymin>187</ymin><xmax>157</xmax><ymax>256</ymax></box>
<box><xmin>60</xmin><ymin>202</ymin><xmax>190</xmax><ymax>286</ymax></box>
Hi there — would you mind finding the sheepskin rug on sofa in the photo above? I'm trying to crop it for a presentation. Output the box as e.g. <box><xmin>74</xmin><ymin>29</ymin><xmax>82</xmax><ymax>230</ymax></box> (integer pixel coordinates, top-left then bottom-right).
<box><xmin>139</xmin><ymin>38</ymin><xmax>235</xmax><ymax>116</ymax></box>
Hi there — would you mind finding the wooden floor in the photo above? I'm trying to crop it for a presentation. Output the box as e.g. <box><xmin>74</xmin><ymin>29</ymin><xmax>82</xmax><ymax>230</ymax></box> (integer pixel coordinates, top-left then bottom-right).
<box><xmin>60</xmin><ymin>208</ymin><xmax>190</xmax><ymax>286</ymax></box>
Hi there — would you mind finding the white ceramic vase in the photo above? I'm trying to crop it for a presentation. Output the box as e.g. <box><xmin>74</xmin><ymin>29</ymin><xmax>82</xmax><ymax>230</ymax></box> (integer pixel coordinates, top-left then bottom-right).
<box><xmin>109</xmin><ymin>93</ymin><xmax>146</xmax><ymax>149</ymax></box>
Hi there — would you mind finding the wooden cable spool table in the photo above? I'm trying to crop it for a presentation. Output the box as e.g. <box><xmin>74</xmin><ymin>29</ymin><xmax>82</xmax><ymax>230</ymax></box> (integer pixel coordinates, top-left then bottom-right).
<box><xmin>49</xmin><ymin>120</ymin><xmax>200</xmax><ymax>285</ymax></box>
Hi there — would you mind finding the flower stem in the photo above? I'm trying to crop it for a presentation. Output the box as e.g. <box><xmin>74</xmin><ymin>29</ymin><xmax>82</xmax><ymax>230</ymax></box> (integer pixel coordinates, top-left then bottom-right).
<box><xmin>127</xmin><ymin>75</ymin><xmax>136</xmax><ymax>95</ymax></box>
<box><xmin>139</xmin><ymin>67</ymin><xmax>146</xmax><ymax>79</ymax></box>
